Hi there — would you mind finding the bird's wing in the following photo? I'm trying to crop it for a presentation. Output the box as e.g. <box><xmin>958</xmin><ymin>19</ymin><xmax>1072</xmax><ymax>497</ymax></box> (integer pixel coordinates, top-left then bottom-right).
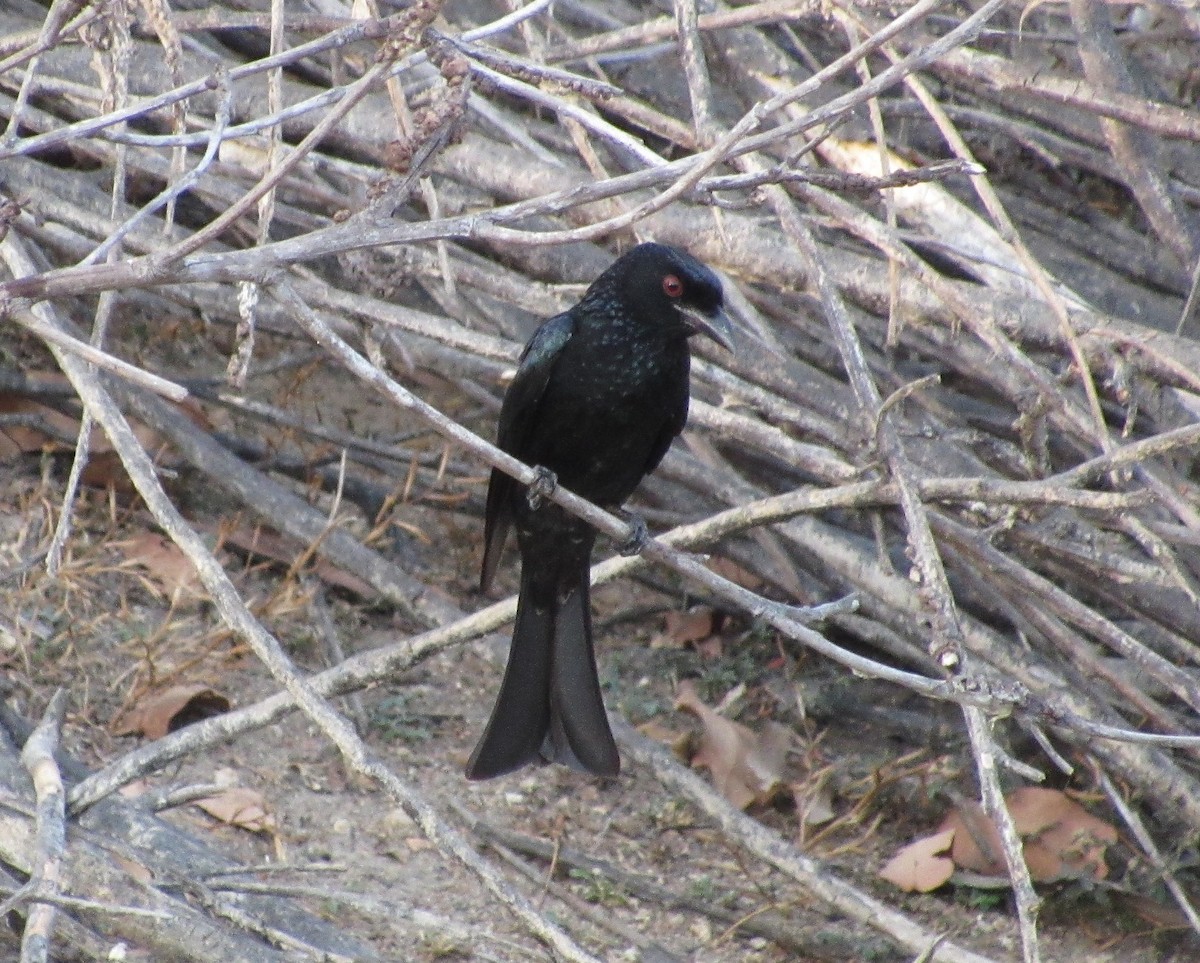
<box><xmin>641</xmin><ymin>390</ymin><xmax>688</xmax><ymax>481</ymax></box>
<box><xmin>498</xmin><ymin>311</ymin><xmax>576</xmax><ymax>452</ymax></box>
<box><xmin>480</xmin><ymin>311</ymin><xmax>576</xmax><ymax>590</ymax></box>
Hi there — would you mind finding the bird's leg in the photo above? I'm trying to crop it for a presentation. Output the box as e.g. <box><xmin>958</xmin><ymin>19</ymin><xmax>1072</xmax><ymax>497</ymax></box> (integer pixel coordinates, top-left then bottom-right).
<box><xmin>615</xmin><ymin>509</ymin><xmax>650</xmax><ymax>557</ymax></box>
<box><xmin>526</xmin><ymin>466</ymin><xmax>558</xmax><ymax>510</ymax></box>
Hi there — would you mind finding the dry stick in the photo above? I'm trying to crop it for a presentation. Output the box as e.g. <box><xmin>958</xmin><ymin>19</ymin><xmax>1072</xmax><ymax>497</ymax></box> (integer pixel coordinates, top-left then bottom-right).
<box><xmin>1068</xmin><ymin>0</ymin><xmax>1198</xmax><ymax>269</ymax></box>
<box><xmin>851</xmin><ymin>12</ymin><xmax>1107</xmax><ymax>455</ymax></box>
<box><xmin>46</xmin><ymin>5</ymin><xmax>133</xmax><ymax>578</ymax></box>
<box><xmin>466</xmin><ymin>61</ymin><xmax>664</xmax><ymax>169</ymax></box>
<box><xmin>0</xmin><ymin>888</ymin><xmax>169</xmax><ymax>921</ymax></box>
<box><xmin>80</xmin><ymin>76</ymin><xmax>234</xmax><ymax>268</ymax></box>
<box><xmin>765</xmin><ymin>194</ymin><xmax>1041</xmax><ymax>963</ymax></box>
<box><xmin>0</xmin><ymin>9</ymin><xmax>415</xmax><ymax>161</ymax></box>
<box><xmin>137</xmin><ymin>0</ymin><xmax>188</xmax><ymax>235</ymax></box>
<box><xmin>308</xmin><ymin>583</ymin><xmax>370</xmax><ymax>735</ymax></box>
<box><xmin>0</xmin><ymin>234</ymin><xmax>602</xmax><ymax>963</ymax></box>
<box><xmin>6</xmin><ymin>307</ymin><xmax>188</xmax><ymax>401</ymax></box>
<box><xmin>614</xmin><ymin>719</ymin><xmax>1002</xmax><ymax>963</ymax></box>
<box><xmin>718</xmin><ymin>4</ymin><xmax>1042</xmax><ymax>939</ymax></box>
<box><xmin>1096</xmin><ymin>768</ymin><xmax>1200</xmax><ymax>939</ymax></box>
<box><xmin>547</xmin><ymin>0</ymin><xmax>820</xmax><ymax>63</ymax></box>
<box><xmin>226</xmin><ymin>0</ymin><xmax>284</xmax><ymax>388</ymax></box>
<box><xmin>0</xmin><ymin>1</ymin><xmax>97</xmax><ymax>77</ymax></box>
<box><xmin>0</xmin><ymin>0</ymin><xmax>997</xmax><ymax>304</ymax></box>
<box><xmin>673</xmin><ymin>0</ymin><xmax>715</xmax><ymax>145</ymax></box>
<box><xmin>13</xmin><ymin>689</ymin><xmax>67</xmax><ymax>963</ymax></box>
<box><xmin>63</xmin><ymin>468</ymin><xmax>1200</xmax><ymax>814</ymax></box>
<box><xmin>931</xmin><ymin>43</ymin><xmax>1200</xmax><ymax>143</ymax></box>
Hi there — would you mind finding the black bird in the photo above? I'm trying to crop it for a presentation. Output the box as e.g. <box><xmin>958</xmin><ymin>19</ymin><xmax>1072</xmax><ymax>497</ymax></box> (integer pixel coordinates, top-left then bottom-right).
<box><xmin>466</xmin><ymin>242</ymin><xmax>734</xmax><ymax>780</ymax></box>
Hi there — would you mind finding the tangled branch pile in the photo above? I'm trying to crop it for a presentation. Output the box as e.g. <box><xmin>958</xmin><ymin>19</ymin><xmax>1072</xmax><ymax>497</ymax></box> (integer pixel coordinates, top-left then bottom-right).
<box><xmin>2</xmin><ymin>1</ymin><xmax>1200</xmax><ymax>961</ymax></box>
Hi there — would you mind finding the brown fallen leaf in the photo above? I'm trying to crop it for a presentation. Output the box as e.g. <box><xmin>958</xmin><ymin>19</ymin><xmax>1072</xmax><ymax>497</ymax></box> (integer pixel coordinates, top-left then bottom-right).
<box><xmin>0</xmin><ymin>376</ymin><xmax>204</xmax><ymax>489</ymax></box>
<box><xmin>879</xmin><ymin>828</ymin><xmax>957</xmax><ymax>893</ymax></box>
<box><xmin>195</xmin><ymin>786</ymin><xmax>275</xmax><ymax>833</ymax></box>
<box><xmin>124</xmin><ymin>532</ymin><xmax>204</xmax><ymax>599</ymax></box>
<box><xmin>653</xmin><ymin>608</ymin><xmax>716</xmax><ymax>649</ymax></box>
<box><xmin>706</xmin><ymin>556</ymin><xmax>764</xmax><ymax>591</ymax></box>
<box><xmin>1010</xmin><ymin>787</ymin><xmax>1117</xmax><ymax>882</ymax></box>
<box><xmin>940</xmin><ymin>799</ymin><xmax>1005</xmax><ymax>876</ymax></box>
<box><xmin>114</xmin><ymin>684</ymin><xmax>231</xmax><ymax>739</ymax></box>
<box><xmin>216</xmin><ymin>522</ymin><xmax>374</xmax><ymax>597</ymax></box>
<box><xmin>887</xmin><ymin>787</ymin><xmax>1122</xmax><ymax>892</ymax></box>
<box><xmin>675</xmin><ymin>680</ymin><xmax>790</xmax><ymax>809</ymax></box>
<box><xmin>792</xmin><ymin>777</ymin><xmax>836</xmax><ymax>828</ymax></box>
<box><xmin>0</xmin><ymin>393</ymin><xmax>81</xmax><ymax>458</ymax></box>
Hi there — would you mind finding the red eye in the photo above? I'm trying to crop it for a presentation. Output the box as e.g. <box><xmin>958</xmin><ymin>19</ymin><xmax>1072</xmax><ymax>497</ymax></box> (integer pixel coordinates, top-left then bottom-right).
<box><xmin>662</xmin><ymin>274</ymin><xmax>684</xmax><ymax>298</ymax></box>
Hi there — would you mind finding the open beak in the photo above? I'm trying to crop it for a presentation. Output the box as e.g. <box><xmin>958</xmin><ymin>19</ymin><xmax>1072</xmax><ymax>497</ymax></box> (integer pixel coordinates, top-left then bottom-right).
<box><xmin>681</xmin><ymin>304</ymin><xmax>736</xmax><ymax>353</ymax></box>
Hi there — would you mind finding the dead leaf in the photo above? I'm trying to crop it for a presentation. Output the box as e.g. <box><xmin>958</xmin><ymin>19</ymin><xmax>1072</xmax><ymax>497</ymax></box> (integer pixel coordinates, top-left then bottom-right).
<box><xmin>195</xmin><ymin>786</ymin><xmax>275</xmax><ymax>833</ymax></box>
<box><xmin>114</xmin><ymin>854</ymin><xmax>155</xmax><ymax>885</ymax></box>
<box><xmin>792</xmin><ymin>778</ymin><xmax>836</xmax><ymax>828</ymax></box>
<box><xmin>1007</xmin><ymin>785</ymin><xmax>1074</xmax><ymax>835</ymax></box>
<box><xmin>653</xmin><ymin>608</ymin><xmax>716</xmax><ymax>649</ymax></box>
<box><xmin>879</xmin><ymin>828</ymin><xmax>956</xmax><ymax>892</ymax></box>
<box><xmin>940</xmin><ymin>800</ymin><xmax>1005</xmax><ymax>876</ymax></box>
<box><xmin>114</xmin><ymin>684</ymin><xmax>231</xmax><ymax>739</ymax></box>
<box><xmin>675</xmin><ymin>681</ymin><xmax>790</xmax><ymax>809</ymax></box>
<box><xmin>0</xmin><ymin>393</ymin><xmax>80</xmax><ymax>457</ymax></box>
<box><xmin>124</xmin><ymin>532</ymin><xmax>203</xmax><ymax>599</ymax></box>
<box><xmin>920</xmin><ymin>787</ymin><xmax>1119</xmax><ymax>886</ymax></box>
<box><xmin>1010</xmin><ymin>787</ymin><xmax>1117</xmax><ymax>882</ymax></box>
<box><xmin>706</xmin><ymin>556</ymin><xmax>763</xmax><ymax>591</ymax></box>
<box><xmin>217</xmin><ymin>522</ymin><xmax>374</xmax><ymax>597</ymax></box>
<box><xmin>637</xmin><ymin>719</ymin><xmax>691</xmax><ymax>760</ymax></box>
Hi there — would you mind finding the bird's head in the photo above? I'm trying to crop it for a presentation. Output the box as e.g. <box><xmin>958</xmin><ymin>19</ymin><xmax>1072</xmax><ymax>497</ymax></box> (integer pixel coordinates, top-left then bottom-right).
<box><xmin>588</xmin><ymin>242</ymin><xmax>735</xmax><ymax>352</ymax></box>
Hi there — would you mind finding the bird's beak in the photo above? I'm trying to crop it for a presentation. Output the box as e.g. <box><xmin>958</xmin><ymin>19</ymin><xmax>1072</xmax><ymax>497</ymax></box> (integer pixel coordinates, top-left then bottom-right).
<box><xmin>681</xmin><ymin>304</ymin><xmax>736</xmax><ymax>353</ymax></box>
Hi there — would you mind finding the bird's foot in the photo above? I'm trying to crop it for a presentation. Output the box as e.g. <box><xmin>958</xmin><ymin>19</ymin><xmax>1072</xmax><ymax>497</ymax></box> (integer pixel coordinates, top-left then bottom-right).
<box><xmin>617</xmin><ymin>512</ymin><xmax>650</xmax><ymax>557</ymax></box>
<box><xmin>526</xmin><ymin>466</ymin><xmax>558</xmax><ymax>510</ymax></box>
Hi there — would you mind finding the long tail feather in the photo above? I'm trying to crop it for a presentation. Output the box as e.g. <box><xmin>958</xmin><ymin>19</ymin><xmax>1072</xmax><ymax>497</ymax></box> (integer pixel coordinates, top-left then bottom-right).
<box><xmin>545</xmin><ymin>567</ymin><xmax>619</xmax><ymax>775</ymax></box>
<box><xmin>467</xmin><ymin>546</ymin><xmax>619</xmax><ymax>779</ymax></box>
<box><xmin>465</xmin><ymin>568</ymin><xmax>554</xmax><ymax>780</ymax></box>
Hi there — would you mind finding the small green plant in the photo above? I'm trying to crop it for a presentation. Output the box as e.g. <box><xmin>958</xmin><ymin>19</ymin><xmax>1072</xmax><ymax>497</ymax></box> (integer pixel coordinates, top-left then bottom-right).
<box><xmin>568</xmin><ymin>868</ymin><xmax>631</xmax><ymax>907</ymax></box>
<box><xmin>686</xmin><ymin>874</ymin><xmax>739</xmax><ymax>909</ymax></box>
<box><xmin>368</xmin><ymin>692</ymin><xmax>437</xmax><ymax>743</ymax></box>
<box><xmin>955</xmin><ymin>886</ymin><xmax>1006</xmax><ymax>911</ymax></box>
<box><xmin>419</xmin><ymin>933</ymin><xmax>468</xmax><ymax>959</ymax></box>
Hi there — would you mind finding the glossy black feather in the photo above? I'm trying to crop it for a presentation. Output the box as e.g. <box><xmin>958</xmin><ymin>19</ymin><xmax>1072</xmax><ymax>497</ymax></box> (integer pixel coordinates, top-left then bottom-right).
<box><xmin>467</xmin><ymin>243</ymin><xmax>731</xmax><ymax>780</ymax></box>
